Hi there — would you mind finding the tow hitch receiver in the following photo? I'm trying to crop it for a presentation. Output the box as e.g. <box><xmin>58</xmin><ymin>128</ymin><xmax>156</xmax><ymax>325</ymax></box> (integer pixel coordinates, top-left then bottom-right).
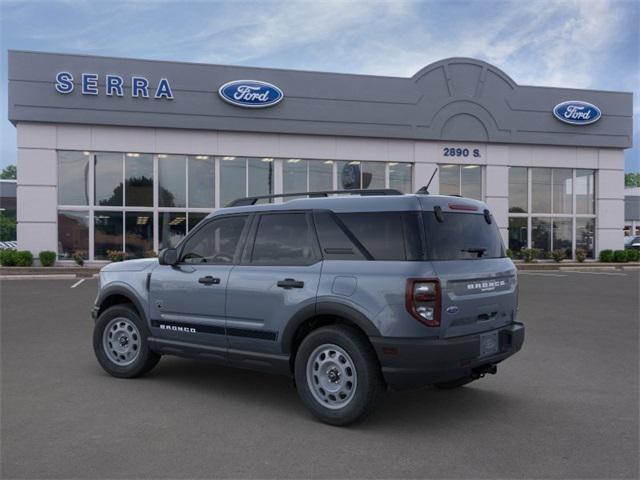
<box><xmin>471</xmin><ymin>364</ymin><xmax>497</xmax><ymax>379</ymax></box>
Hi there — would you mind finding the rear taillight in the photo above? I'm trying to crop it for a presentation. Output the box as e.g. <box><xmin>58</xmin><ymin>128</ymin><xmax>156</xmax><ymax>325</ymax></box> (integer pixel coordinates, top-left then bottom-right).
<box><xmin>405</xmin><ymin>279</ymin><xmax>441</xmax><ymax>327</ymax></box>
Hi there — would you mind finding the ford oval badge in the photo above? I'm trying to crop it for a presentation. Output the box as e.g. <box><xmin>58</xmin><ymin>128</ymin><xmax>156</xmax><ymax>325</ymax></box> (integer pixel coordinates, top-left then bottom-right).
<box><xmin>446</xmin><ymin>306</ymin><xmax>459</xmax><ymax>314</ymax></box>
<box><xmin>553</xmin><ymin>100</ymin><xmax>601</xmax><ymax>125</ymax></box>
<box><xmin>218</xmin><ymin>80</ymin><xmax>283</xmax><ymax>108</ymax></box>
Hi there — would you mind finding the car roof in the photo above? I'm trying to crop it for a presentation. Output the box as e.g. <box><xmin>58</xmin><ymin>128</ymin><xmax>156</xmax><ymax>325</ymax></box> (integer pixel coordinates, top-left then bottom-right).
<box><xmin>208</xmin><ymin>194</ymin><xmax>489</xmax><ymax>218</ymax></box>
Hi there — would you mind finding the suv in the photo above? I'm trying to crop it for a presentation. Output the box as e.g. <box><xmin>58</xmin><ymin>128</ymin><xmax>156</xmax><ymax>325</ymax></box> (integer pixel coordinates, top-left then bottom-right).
<box><xmin>92</xmin><ymin>189</ymin><xmax>524</xmax><ymax>425</ymax></box>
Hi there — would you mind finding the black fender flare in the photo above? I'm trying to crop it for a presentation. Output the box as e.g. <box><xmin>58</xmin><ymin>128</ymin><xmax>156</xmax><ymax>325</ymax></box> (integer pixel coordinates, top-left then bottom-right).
<box><xmin>280</xmin><ymin>301</ymin><xmax>381</xmax><ymax>354</ymax></box>
<box><xmin>95</xmin><ymin>283</ymin><xmax>149</xmax><ymax>326</ymax></box>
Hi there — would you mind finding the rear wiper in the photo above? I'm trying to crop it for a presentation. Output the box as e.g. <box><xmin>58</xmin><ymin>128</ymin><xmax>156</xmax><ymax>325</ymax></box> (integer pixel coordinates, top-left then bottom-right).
<box><xmin>461</xmin><ymin>247</ymin><xmax>487</xmax><ymax>258</ymax></box>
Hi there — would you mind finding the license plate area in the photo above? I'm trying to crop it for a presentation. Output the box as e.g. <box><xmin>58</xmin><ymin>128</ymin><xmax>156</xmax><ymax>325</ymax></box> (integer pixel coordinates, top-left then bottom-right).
<box><xmin>479</xmin><ymin>331</ymin><xmax>499</xmax><ymax>357</ymax></box>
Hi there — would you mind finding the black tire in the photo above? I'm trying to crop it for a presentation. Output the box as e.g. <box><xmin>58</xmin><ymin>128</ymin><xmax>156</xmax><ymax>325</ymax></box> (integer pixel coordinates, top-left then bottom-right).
<box><xmin>93</xmin><ymin>304</ymin><xmax>160</xmax><ymax>378</ymax></box>
<box><xmin>294</xmin><ymin>325</ymin><xmax>384</xmax><ymax>426</ymax></box>
<box><xmin>434</xmin><ymin>376</ymin><xmax>475</xmax><ymax>390</ymax></box>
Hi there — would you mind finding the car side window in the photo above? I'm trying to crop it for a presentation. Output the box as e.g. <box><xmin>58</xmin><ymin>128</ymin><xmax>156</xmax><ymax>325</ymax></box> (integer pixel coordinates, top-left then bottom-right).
<box><xmin>180</xmin><ymin>216</ymin><xmax>247</xmax><ymax>264</ymax></box>
<box><xmin>250</xmin><ymin>213</ymin><xmax>318</xmax><ymax>265</ymax></box>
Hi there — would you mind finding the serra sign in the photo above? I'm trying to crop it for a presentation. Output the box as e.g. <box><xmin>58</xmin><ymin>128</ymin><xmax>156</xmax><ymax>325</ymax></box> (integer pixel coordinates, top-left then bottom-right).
<box><xmin>55</xmin><ymin>72</ymin><xmax>174</xmax><ymax>99</ymax></box>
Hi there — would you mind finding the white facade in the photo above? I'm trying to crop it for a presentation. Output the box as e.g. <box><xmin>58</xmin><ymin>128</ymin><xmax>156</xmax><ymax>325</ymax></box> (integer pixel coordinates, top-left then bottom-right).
<box><xmin>16</xmin><ymin>122</ymin><xmax>625</xmax><ymax>260</ymax></box>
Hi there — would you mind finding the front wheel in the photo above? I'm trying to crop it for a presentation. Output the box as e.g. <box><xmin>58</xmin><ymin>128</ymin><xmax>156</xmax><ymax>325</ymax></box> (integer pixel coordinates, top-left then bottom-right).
<box><xmin>294</xmin><ymin>325</ymin><xmax>384</xmax><ymax>426</ymax></box>
<box><xmin>93</xmin><ymin>304</ymin><xmax>160</xmax><ymax>378</ymax></box>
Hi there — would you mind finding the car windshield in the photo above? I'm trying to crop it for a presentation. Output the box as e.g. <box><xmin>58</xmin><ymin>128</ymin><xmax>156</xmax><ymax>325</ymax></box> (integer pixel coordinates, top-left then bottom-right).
<box><xmin>624</xmin><ymin>236</ymin><xmax>638</xmax><ymax>245</ymax></box>
<box><xmin>423</xmin><ymin>211</ymin><xmax>505</xmax><ymax>260</ymax></box>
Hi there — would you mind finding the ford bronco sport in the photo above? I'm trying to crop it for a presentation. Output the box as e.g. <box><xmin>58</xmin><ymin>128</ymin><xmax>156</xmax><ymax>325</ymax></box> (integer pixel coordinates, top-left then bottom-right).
<box><xmin>92</xmin><ymin>189</ymin><xmax>524</xmax><ymax>425</ymax></box>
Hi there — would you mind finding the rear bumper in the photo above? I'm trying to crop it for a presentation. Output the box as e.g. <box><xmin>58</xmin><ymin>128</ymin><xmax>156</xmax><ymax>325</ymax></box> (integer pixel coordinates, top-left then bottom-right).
<box><xmin>370</xmin><ymin>323</ymin><xmax>524</xmax><ymax>390</ymax></box>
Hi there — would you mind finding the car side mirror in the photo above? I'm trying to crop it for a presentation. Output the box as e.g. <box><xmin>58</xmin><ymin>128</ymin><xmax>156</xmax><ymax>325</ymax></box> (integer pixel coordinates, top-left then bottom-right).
<box><xmin>159</xmin><ymin>248</ymin><xmax>178</xmax><ymax>266</ymax></box>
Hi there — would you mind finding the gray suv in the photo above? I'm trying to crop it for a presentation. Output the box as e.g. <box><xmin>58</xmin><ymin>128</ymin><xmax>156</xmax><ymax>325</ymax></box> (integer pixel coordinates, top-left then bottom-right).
<box><xmin>92</xmin><ymin>189</ymin><xmax>524</xmax><ymax>425</ymax></box>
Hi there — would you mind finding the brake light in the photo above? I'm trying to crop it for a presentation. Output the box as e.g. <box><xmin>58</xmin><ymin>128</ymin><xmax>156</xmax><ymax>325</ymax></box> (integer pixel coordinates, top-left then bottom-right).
<box><xmin>406</xmin><ymin>279</ymin><xmax>441</xmax><ymax>327</ymax></box>
<box><xmin>448</xmin><ymin>203</ymin><xmax>478</xmax><ymax>211</ymax></box>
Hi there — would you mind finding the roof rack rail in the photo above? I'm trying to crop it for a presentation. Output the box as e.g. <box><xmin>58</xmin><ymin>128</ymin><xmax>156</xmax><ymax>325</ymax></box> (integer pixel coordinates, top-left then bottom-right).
<box><xmin>225</xmin><ymin>188</ymin><xmax>404</xmax><ymax>207</ymax></box>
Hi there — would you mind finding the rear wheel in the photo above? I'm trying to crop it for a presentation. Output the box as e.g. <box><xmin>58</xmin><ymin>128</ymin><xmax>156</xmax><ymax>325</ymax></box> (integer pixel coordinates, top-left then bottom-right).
<box><xmin>294</xmin><ymin>325</ymin><xmax>384</xmax><ymax>426</ymax></box>
<box><xmin>93</xmin><ymin>304</ymin><xmax>160</xmax><ymax>378</ymax></box>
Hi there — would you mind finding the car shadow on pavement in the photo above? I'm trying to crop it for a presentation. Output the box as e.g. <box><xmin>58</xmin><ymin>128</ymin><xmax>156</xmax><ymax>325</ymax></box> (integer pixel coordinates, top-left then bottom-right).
<box><xmin>100</xmin><ymin>355</ymin><xmax>526</xmax><ymax>428</ymax></box>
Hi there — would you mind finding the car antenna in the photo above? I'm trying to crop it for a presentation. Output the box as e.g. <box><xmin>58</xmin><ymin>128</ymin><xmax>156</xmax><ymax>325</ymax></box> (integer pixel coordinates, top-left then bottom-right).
<box><xmin>416</xmin><ymin>167</ymin><xmax>438</xmax><ymax>194</ymax></box>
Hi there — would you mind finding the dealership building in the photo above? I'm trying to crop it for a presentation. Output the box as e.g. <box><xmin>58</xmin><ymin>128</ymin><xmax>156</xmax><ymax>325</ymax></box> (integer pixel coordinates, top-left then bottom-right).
<box><xmin>7</xmin><ymin>50</ymin><xmax>633</xmax><ymax>261</ymax></box>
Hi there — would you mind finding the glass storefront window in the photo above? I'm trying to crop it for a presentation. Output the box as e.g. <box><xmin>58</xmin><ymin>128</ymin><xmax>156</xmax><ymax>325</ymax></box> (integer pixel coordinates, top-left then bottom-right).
<box><xmin>552</xmin><ymin>217</ymin><xmax>572</xmax><ymax>257</ymax></box>
<box><xmin>248</xmin><ymin>158</ymin><xmax>273</xmax><ymax>201</ymax></box>
<box><xmin>362</xmin><ymin>162</ymin><xmax>385</xmax><ymax>189</ymax></box>
<box><xmin>552</xmin><ymin>169</ymin><xmax>573</xmax><ymax>214</ymax></box>
<box><xmin>389</xmin><ymin>163</ymin><xmax>413</xmax><ymax>193</ymax></box>
<box><xmin>159</xmin><ymin>212</ymin><xmax>186</xmax><ymax>249</ymax></box>
<box><xmin>576</xmin><ymin>218</ymin><xmax>595</xmax><ymax>259</ymax></box>
<box><xmin>508</xmin><ymin>167</ymin><xmax>527</xmax><ymax>213</ymax></box>
<box><xmin>125</xmin><ymin>212</ymin><xmax>154</xmax><ymax>257</ymax></box>
<box><xmin>188</xmin><ymin>212</ymin><xmax>209</xmax><ymax>232</ymax></box>
<box><xmin>58</xmin><ymin>151</ymin><xmax>90</xmax><ymax>205</ymax></box>
<box><xmin>95</xmin><ymin>153</ymin><xmax>123</xmax><ymax>206</ymax></box>
<box><xmin>283</xmin><ymin>159</ymin><xmax>307</xmax><ymax>193</ymax></box>
<box><xmin>94</xmin><ymin>211</ymin><xmax>123</xmax><ymax>260</ymax></box>
<box><xmin>531</xmin><ymin>217</ymin><xmax>551</xmax><ymax>258</ymax></box>
<box><xmin>439</xmin><ymin>164</ymin><xmax>482</xmax><ymax>199</ymax></box>
<box><xmin>158</xmin><ymin>155</ymin><xmax>186</xmax><ymax>208</ymax></box>
<box><xmin>220</xmin><ymin>157</ymin><xmax>246</xmax><ymax>207</ymax></box>
<box><xmin>125</xmin><ymin>153</ymin><xmax>153</xmax><ymax>207</ymax></box>
<box><xmin>309</xmin><ymin>160</ymin><xmax>333</xmax><ymax>191</ymax></box>
<box><xmin>531</xmin><ymin>168</ymin><xmax>551</xmax><ymax>213</ymax></box>
<box><xmin>576</xmin><ymin>169</ymin><xmax>595</xmax><ymax>214</ymax></box>
<box><xmin>439</xmin><ymin>164</ymin><xmax>459</xmax><ymax>196</ymax></box>
<box><xmin>508</xmin><ymin>217</ymin><xmax>527</xmax><ymax>257</ymax></box>
<box><xmin>188</xmin><ymin>156</ymin><xmax>215</xmax><ymax>208</ymax></box>
<box><xmin>57</xmin><ymin>211</ymin><xmax>89</xmax><ymax>259</ymax></box>
<box><xmin>461</xmin><ymin>165</ymin><xmax>482</xmax><ymax>200</ymax></box>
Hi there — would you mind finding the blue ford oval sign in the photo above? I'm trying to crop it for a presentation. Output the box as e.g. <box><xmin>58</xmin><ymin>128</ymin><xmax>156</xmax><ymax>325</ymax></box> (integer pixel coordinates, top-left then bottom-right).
<box><xmin>218</xmin><ymin>80</ymin><xmax>283</xmax><ymax>108</ymax></box>
<box><xmin>553</xmin><ymin>100</ymin><xmax>601</xmax><ymax>125</ymax></box>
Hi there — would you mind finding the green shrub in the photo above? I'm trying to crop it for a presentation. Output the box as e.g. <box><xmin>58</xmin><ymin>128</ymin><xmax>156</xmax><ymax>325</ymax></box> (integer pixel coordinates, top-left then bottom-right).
<box><xmin>551</xmin><ymin>249</ymin><xmax>566</xmax><ymax>263</ymax></box>
<box><xmin>15</xmin><ymin>250</ymin><xmax>33</xmax><ymax>267</ymax></box>
<box><xmin>0</xmin><ymin>249</ymin><xmax>18</xmax><ymax>266</ymax></box>
<box><xmin>505</xmin><ymin>248</ymin><xmax>513</xmax><ymax>259</ymax></box>
<box><xmin>575</xmin><ymin>249</ymin><xmax>587</xmax><ymax>263</ymax></box>
<box><xmin>72</xmin><ymin>250</ymin><xmax>87</xmax><ymax>266</ymax></box>
<box><xmin>107</xmin><ymin>250</ymin><xmax>127</xmax><ymax>262</ymax></box>
<box><xmin>599</xmin><ymin>249</ymin><xmax>614</xmax><ymax>262</ymax></box>
<box><xmin>626</xmin><ymin>249</ymin><xmax>639</xmax><ymax>262</ymax></box>
<box><xmin>521</xmin><ymin>248</ymin><xmax>537</xmax><ymax>263</ymax></box>
<box><xmin>39</xmin><ymin>250</ymin><xmax>56</xmax><ymax>267</ymax></box>
<box><xmin>613</xmin><ymin>250</ymin><xmax>628</xmax><ymax>263</ymax></box>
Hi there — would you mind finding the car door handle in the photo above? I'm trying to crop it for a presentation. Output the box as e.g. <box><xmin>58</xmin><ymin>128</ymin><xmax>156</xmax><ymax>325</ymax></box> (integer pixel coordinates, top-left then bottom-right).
<box><xmin>198</xmin><ymin>276</ymin><xmax>220</xmax><ymax>285</ymax></box>
<box><xmin>277</xmin><ymin>278</ymin><xmax>304</xmax><ymax>289</ymax></box>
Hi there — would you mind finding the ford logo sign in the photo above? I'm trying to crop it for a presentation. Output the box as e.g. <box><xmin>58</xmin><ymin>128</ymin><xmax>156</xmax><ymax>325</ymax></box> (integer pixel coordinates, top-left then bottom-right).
<box><xmin>553</xmin><ymin>100</ymin><xmax>601</xmax><ymax>125</ymax></box>
<box><xmin>218</xmin><ymin>80</ymin><xmax>283</xmax><ymax>108</ymax></box>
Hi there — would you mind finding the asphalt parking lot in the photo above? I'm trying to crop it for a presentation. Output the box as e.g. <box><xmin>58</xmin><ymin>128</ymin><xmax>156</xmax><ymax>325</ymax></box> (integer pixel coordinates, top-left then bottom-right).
<box><xmin>1</xmin><ymin>270</ymin><xmax>638</xmax><ymax>479</ymax></box>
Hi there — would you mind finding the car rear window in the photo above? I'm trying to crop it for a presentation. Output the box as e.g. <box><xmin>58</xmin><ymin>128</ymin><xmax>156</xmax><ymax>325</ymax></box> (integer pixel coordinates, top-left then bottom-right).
<box><xmin>332</xmin><ymin>212</ymin><xmax>422</xmax><ymax>261</ymax></box>
<box><xmin>423</xmin><ymin>211</ymin><xmax>505</xmax><ymax>260</ymax></box>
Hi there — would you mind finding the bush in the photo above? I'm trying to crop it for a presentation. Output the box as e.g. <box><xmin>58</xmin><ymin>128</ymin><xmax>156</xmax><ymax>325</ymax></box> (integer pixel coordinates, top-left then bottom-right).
<box><xmin>626</xmin><ymin>249</ymin><xmax>639</xmax><ymax>262</ymax></box>
<box><xmin>505</xmin><ymin>248</ymin><xmax>513</xmax><ymax>259</ymax></box>
<box><xmin>15</xmin><ymin>250</ymin><xmax>33</xmax><ymax>267</ymax></box>
<box><xmin>72</xmin><ymin>250</ymin><xmax>87</xmax><ymax>266</ymax></box>
<box><xmin>0</xmin><ymin>249</ymin><xmax>18</xmax><ymax>266</ymax></box>
<box><xmin>613</xmin><ymin>250</ymin><xmax>628</xmax><ymax>263</ymax></box>
<box><xmin>599</xmin><ymin>249</ymin><xmax>614</xmax><ymax>262</ymax></box>
<box><xmin>575</xmin><ymin>248</ymin><xmax>587</xmax><ymax>263</ymax></box>
<box><xmin>107</xmin><ymin>250</ymin><xmax>127</xmax><ymax>262</ymax></box>
<box><xmin>39</xmin><ymin>250</ymin><xmax>56</xmax><ymax>267</ymax></box>
<box><xmin>551</xmin><ymin>249</ymin><xmax>566</xmax><ymax>263</ymax></box>
<box><xmin>143</xmin><ymin>250</ymin><xmax>157</xmax><ymax>258</ymax></box>
<box><xmin>521</xmin><ymin>248</ymin><xmax>537</xmax><ymax>263</ymax></box>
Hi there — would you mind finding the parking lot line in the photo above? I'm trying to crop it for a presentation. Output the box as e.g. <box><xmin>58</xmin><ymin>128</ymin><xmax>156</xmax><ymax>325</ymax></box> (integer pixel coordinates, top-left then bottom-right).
<box><xmin>566</xmin><ymin>270</ymin><xmax>627</xmax><ymax>276</ymax></box>
<box><xmin>518</xmin><ymin>272</ymin><xmax>567</xmax><ymax>277</ymax></box>
<box><xmin>70</xmin><ymin>278</ymin><xmax>86</xmax><ymax>288</ymax></box>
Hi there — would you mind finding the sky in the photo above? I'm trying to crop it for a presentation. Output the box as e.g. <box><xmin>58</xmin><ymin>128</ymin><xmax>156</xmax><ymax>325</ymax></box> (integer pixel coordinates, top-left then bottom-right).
<box><xmin>0</xmin><ymin>0</ymin><xmax>638</xmax><ymax>172</ymax></box>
